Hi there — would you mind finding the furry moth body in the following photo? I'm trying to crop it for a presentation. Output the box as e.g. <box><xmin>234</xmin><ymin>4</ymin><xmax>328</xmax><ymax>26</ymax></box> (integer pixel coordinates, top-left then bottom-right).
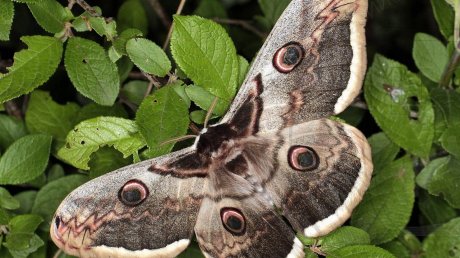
<box><xmin>51</xmin><ymin>0</ymin><xmax>372</xmax><ymax>257</ymax></box>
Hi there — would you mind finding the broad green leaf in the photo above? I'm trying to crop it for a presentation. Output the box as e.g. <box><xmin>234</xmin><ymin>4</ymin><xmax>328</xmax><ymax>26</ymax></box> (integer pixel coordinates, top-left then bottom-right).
<box><xmin>57</xmin><ymin>117</ymin><xmax>145</xmax><ymax>170</ymax></box>
<box><xmin>0</xmin><ymin>36</ymin><xmax>63</xmax><ymax>103</ymax></box>
<box><xmin>25</xmin><ymin>91</ymin><xmax>80</xmax><ymax>150</ymax></box>
<box><xmin>258</xmin><ymin>0</ymin><xmax>290</xmax><ymax>26</ymax></box>
<box><xmin>76</xmin><ymin>103</ymin><xmax>128</xmax><ymax>123</ymax></box>
<box><xmin>0</xmin><ymin>134</ymin><xmax>52</xmax><ymax>185</ymax></box>
<box><xmin>430</xmin><ymin>88</ymin><xmax>460</xmax><ymax>140</ymax></box>
<box><xmin>0</xmin><ymin>115</ymin><xmax>28</xmax><ymax>150</ymax></box>
<box><xmin>368</xmin><ymin>132</ymin><xmax>399</xmax><ymax>172</ymax></box>
<box><xmin>117</xmin><ymin>56</ymin><xmax>134</xmax><ymax>83</ymax></box>
<box><xmin>413</xmin><ymin>33</ymin><xmax>449</xmax><ymax>82</ymax></box>
<box><xmin>13</xmin><ymin>191</ymin><xmax>37</xmax><ymax>214</ymax></box>
<box><xmin>319</xmin><ymin>226</ymin><xmax>370</xmax><ymax>254</ymax></box>
<box><xmin>416</xmin><ymin>157</ymin><xmax>450</xmax><ymax>190</ymax></box>
<box><xmin>31</xmin><ymin>174</ymin><xmax>88</xmax><ymax>232</ymax></box>
<box><xmin>380</xmin><ymin>241</ymin><xmax>410</xmax><ymax>258</ymax></box>
<box><xmin>431</xmin><ymin>0</ymin><xmax>455</xmax><ymax>39</ymax></box>
<box><xmin>9</xmin><ymin>214</ymin><xmax>42</xmax><ymax>233</ymax></box>
<box><xmin>47</xmin><ymin>164</ymin><xmax>65</xmax><ymax>182</ymax></box>
<box><xmin>0</xmin><ymin>0</ymin><xmax>14</xmax><ymax>41</ymax></box>
<box><xmin>126</xmin><ymin>38</ymin><xmax>171</xmax><ymax>77</ymax></box>
<box><xmin>351</xmin><ymin>157</ymin><xmax>415</xmax><ymax>244</ymax></box>
<box><xmin>423</xmin><ymin>217</ymin><xmax>460</xmax><ymax>258</ymax></box>
<box><xmin>112</xmin><ymin>28</ymin><xmax>143</xmax><ymax>56</ymax></box>
<box><xmin>426</xmin><ymin>156</ymin><xmax>460</xmax><ymax>208</ymax></box>
<box><xmin>117</xmin><ymin>0</ymin><xmax>148</xmax><ymax>35</ymax></box>
<box><xmin>185</xmin><ymin>85</ymin><xmax>230</xmax><ymax>116</ymax></box>
<box><xmin>136</xmin><ymin>85</ymin><xmax>189</xmax><ymax>156</ymax></box>
<box><xmin>194</xmin><ymin>0</ymin><xmax>228</xmax><ymax>19</ymax></box>
<box><xmin>364</xmin><ymin>54</ymin><xmax>434</xmax><ymax>158</ymax></box>
<box><xmin>418</xmin><ymin>191</ymin><xmax>458</xmax><ymax>225</ymax></box>
<box><xmin>64</xmin><ymin>37</ymin><xmax>120</xmax><ymax>106</ymax></box>
<box><xmin>171</xmin><ymin>15</ymin><xmax>239</xmax><ymax>100</ymax></box>
<box><xmin>88</xmin><ymin>17</ymin><xmax>117</xmax><ymax>41</ymax></box>
<box><xmin>26</xmin><ymin>0</ymin><xmax>72</xmax><ymax>33</ymax></box>
<box><xmin>88</xmin><ymin>147</ymin><xmax>131</xmax><ymax>179</ymax></box>
<box><xmin>440</xmin><ymin>123</ymin><xmax>460</xmax><ymax>157</ymax></box>
<box><xmin>121</xmin><ymin>80</ymin><xmax>149</xmax><ymax>106</ymax></box>
<box><xmin>0</xmin><ymin>187</ymin><xmax>20</xmax><ymax>210</ymax></box>
<box><xmin>328</xmin><ymin>245</ymin><xmax>396</xmax><ymax>258</ymax></box>
<box><xmin>4</xmin><ymin>233</ymin><xmax>43</xmax><ymax>258</ymax></box>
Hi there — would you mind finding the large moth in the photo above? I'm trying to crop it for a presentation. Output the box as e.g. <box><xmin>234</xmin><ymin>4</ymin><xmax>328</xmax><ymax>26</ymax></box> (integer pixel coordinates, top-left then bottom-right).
<box><xmin>51</xmin><ymin>0</ymin><xmax>372</xmax><ymax>257</ymax></box>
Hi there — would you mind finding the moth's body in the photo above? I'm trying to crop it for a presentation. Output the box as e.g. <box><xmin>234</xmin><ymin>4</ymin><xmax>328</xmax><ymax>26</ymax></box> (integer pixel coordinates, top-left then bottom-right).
<box><xmin>51</xmin><ymin>0</ymin><xmax>372</xmax><ymax>257</ymax></box>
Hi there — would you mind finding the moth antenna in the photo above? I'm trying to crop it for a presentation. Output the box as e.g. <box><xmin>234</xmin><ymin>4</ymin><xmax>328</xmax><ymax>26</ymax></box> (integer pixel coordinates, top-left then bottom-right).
<box><xmin>204</xmin><ymin>96</ymin><xmax>219</xmax><ymax>128</ymax></box>
<box><xmin>159</xmin><ymin>135</ymin><xmax>197</xmax><ymax>146</ymax></box>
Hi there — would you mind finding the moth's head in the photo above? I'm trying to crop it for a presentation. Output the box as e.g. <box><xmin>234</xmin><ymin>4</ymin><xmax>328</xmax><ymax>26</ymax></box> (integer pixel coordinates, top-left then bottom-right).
<box><xmin>50</xmin><ymin>160</ymin><xmax>191</xmax><ymax>257</ymax></box>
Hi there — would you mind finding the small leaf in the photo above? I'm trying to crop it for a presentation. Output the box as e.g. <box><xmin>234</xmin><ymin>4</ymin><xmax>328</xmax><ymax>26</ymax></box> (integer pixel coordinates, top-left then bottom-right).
<box><xmin>31</xmin><ymin>174</ymin><xmax>87</xmax><ymax>232</ymax></box>
<box><xmin>57</xmin><ymin>117</ymin><xmax>146</xmax><ymax>170</ymax></box>
<box><xmin>112</xmin><ymin>28</ymin><xmax>143</xmax><ymax>56</ymax></box>
<box><xmin>76</xmin><ymin>103</ymin><xmax>128</xmax><ymax>122</ymax></box>
<box><xmin>71</xmin><ymin>7</ymin><xmax>102</xmax><ymax>32</ymax></box>
<box><xmin>9</xmin><ymin>214</ymin><xmax>43</xmax><ymax>233</ymax></box>
<box><xmin>440</xmin><ymin>123</ymin><xmax>460</xmax><ymax>158</ymax></box>
<box><xmin>185</xmin><ymin>85</ymin><xmax>230</xmax><ymax>116</ymax></box>
<box><xmin>0</xmin><ymin>134</ymin><xmax>52</xmax><ymax>185</ymax></box>
<box><xmin>117</xmin><ymin>0</ymin><xmax>148</xmax><ymax>35</ymax></box>
<box><xmin>25</xmin><ymin>91</ymin><xmax>80</xmax><ymax>150</ymax></box>
<box><xmin>47</xmin><ymin>164</ymin><xmax>65</xmax><ymax>182</ymax></box>
<box><xmin>88</xmin><ymin>147</ymin><xmax>131</xmax><ymax>179</ymax></box>
<box><xmin>416</xmin><ymin>157</ymin><xmax>449</xmax><ymax>190</ymax></box>
<box><xmin>351</xmin><ymin>157</ymin><xmax>415</xmax><ymax>244</ymax></box>
<box><xmin>88</xmin><ymin>17</ymin><xmax>117</xmax><ymax>41</ymax></box>
<box><xmin>0</xmin><ymin>0</ymin><xmax>14</xmax><ymax>41</ymax></box>
<box><xmin>328</xmin><ymin>245</ymin><xmax>396</xmax><ymax>258</ymax></box>
<box><xmin>413</xmin><ymin>33</ymin><xmax>449</xmax><ymax>82</ymax></box>
<box><xmin>126</xmin><ymin>38</ymin><xmax>171</xmax><ymax>77</ymax></box>
<box><xmin>426</xmin><ymin>156</ymin><xmax>460</xmax><ymax>208</ymax></box>
<box><xmin>380</xmin><ymin>241</ymin><xmax>410</xmax><ymax>258</ymax></box>
<box><xmin>320</xmin><ymin>226</ymin><xmax>370</xmax><ymax>253</ymax></box>
<box><xmin>0</xmin><ymin>36</ymin><xmax>63</xmax><ymax>103</ymax></box>
<box><xmin>0</xmin><ymin>115</ymin><xmax>28</xmax><ymax>150</ymax></box>
<box><xmin>136</xmin><ymin>85</ymin><xmax>189</xmax><ymax>156</ymax></box>
<box><xmin>364</xmin><ymin>54</ymin><xmax>434</xmax><ymax>158</ymax></box>
<box><xmin>368</xmin><ymin>132</ymin><xmax>399</xmax><ymax>172</ymax></box>
<box><xmin>64</xmin><ymin>37</ymin><xmax>120</xmax><ymax>106</ymax></box>
<box><xmin>0</xmin><ymin>187</ymin><xmax>20</xmax><ymax>210</ymax></box>
<box><xmin>26</xmin><ymin>0</ymin><xmax>72</xmax><ymax>33</ymax></box>
<box><xmin>237</xmin><ymin>55</ymin><xmax>249</xmax><ymax>86</ymax></box>
<box><xmin>430</xmin><ymin>88</ymin><xmax>460</xmax><ymax>140</ymax></box>
<box><xmin>4</xmin><ymin>233</ymin><xmax>44</xmax><ymax>258</ymax></box>
<box><xmin>120</xmin><ymin>80</ymin><xmax>149</xmax><ymax>106</ymax></box>
<box><xmin>13</xmin><ymin>191</ymin><xmax>37</xmax><ymax>214</ymax></box>
<box><xmin>423</xmin><ymin>217</ymin><xmax>460</xmax><ymax>258</ymax></box>
<box><xmin>418</xmin><ymin>191</ymin><xmax>458</xmax><ymax>225</ymax></box>
<box><xmin>431</xmin><ymin>0</ymin><xmax>455</xmax><ymax>40</ymax></box>
<box><xmin>171</xmin><ymin>15</ymin><xmax>239</xmax><ymax>100</ymax></box>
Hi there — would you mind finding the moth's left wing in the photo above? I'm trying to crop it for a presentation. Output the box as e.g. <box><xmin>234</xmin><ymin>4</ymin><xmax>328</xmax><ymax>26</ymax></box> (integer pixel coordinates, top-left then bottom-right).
<box><xmin>51</xmin><ymin>147</ymin><xmax>208</xmax><ymax>258</ymax></box>
<box><xmin>221</xmin><ymin>0</ymin><xmax>368</xmax><ymax>132</ymax></box>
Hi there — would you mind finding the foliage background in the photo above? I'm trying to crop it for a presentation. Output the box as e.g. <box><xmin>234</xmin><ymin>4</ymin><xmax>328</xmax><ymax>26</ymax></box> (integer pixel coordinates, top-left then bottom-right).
<box><xmin>0</xmin><ymin>0</ymin><xmax>459</xmax><ymax>257</ymax></box>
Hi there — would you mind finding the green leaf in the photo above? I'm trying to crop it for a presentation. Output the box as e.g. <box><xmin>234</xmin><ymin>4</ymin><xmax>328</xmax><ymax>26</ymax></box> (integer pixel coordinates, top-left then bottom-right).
<box><xmin>126</xmin><ymin>38</ymin><xmax>171</xmax><ymax>77</ymax></box>
<box><xmin>171</xmin><ymin>15</ymin><xmax>239</xmax><ymax>100</ymax></box>
<box><xmin>0</xmin><ymin>0</ymin><xmax>14</xmax><ymax>41</ymax></box>
<box><xmin>136</xmin><ymin>85</ymin><xmax>189</xmax><ymax>156</ymax></box>
<box><xmin>88</xmin><ymin>147</ymin><xmax>131</xmax><ymax>179</ymax></box>
<box><xmin>426</xmin><ymin>156</ymin><xmax>460</xmax><ymax>208</ymax></box>
<box><xmin>440</xmin><ymin>123</ymin><xmax>460</xmax><ymax>157</ymax></box>
<box><xmin>431</xmin><ymin>0</ymin><xmax>455</xmax><ymax>40</ymax></box>
<box><xmin>413</xmin><ymin>33</ymin><xmax>449</xmax><ymax>82</ymax></box>
<box><xmin>368</xmin><ymin>132</ymin><xmax>399</xmax><ymax>172</ymax></box>
<box><xmin>13</xmin><ymin>191</ymin><xmax>37</xmax><ymax>214</ymax></box>
<box><xmin>117</xmin><ymin>0</ymin><xmax>148</xmax><ymax>35</ymax></box>
<box><xmin>0</xmin><ymin>36</ymin><xmax>63</xmax><ymax>103</ymax></box>
<box><xmin>47</xmin><ymin>164</ymin><xmax>65</xmax><ymax>182</ymax></box>
<box><xmin>416</xmin><ymin>157</ymin><xmax>450</xmax><ymax>190</ymax></box>
<box><xmin>57</xmin><ymin>117</ymin><xmax>146</xmax><ymax>170</ymax></box>
<box><xmin>4</xmin><ymin>233</ymin><xmax>43</xmax><ymax>258</ymax></box>
<box><xmin>423</xmin><ymin>217</ymin><xmax>460</xmax><ymax>258</ymax></box>
<box><xmin>31</xmin><ymin>174</ymin><xmax>87</xmax><ymax>232</ymax></box>
<box><xmin>76</xmin><ymin>103</ymin><xmax>128</xmax><ymax>122</ymax></box>
<box><xmin>380</xmin><ymin>241</ymin><xmax>410</xmax><ymax>258</ymax></box>
<box><xmin>88</xmin><ymin>17</ymin><xmax>117</xmax><ymax>41</ymax></box>
<box><xmin>112</xmin><ymin>28</ymin><xmax>143</xmax><ymax>56</ymax></box>
<box><xmin>430</xmin><ymin>88</ymin><xmax>460</xmax><ymax>140</ymax></box>
<box><xmin>25</xmin><ymin>91</ymin><xmax>80</xmax><ymax>150</ymax></box>
<box><xmin>0</xmin><ymin>115</ymin><xmax>28</xmax><ymax>150</ymax></box>
<box><xmin>319</xmin><ymin>226</ymin><xmax>370</xmax><ymax>254</ymax></box>
<box><xmin>64</xmin><ymin>37</ymin><xmax>120</xmax><ymax>106</ymax></box>
<box><xmin>121</xmin><ymin>80</ymin><xmax>149</xmax><ymax>106</ymax></box>
<box><xmin>0</xmin><ymin>187</ymin><xmax>20</xmax><ymax>210</ymax></box>
<box><xmin>26</xmin><ymin>0</ymin><xmax>72</xmax><ymax>33</ymax></box>
<box><xmin>418</xmin><ymin>191</ymin><xmax>458</xmax><ymax>225</ymax></box>
<box><xmin>258</xmin><ymin>0</ymin><xmax>290</xmax><ymax>26</ymax></box>
<box><xmin>364</xmin><ymin>54</ymin><xmax>434</xmax><ymax>158</ymax></box>
<box><xmin>351</xmin><ymin>157</ymin><xmax>415</xmax><ymax>244</ymax></box>
<box><xmin>185</xmin><ymin>85</ymin><xmax>230</xmax><ymax>116</ymax></box>
<box><xmin>237</xmin><ymin>55</ymin><xmax>249</xmax><ymax>86</ymax></box>
<box><xmin>71</xmin><ymin>7</ymin><xmax>102</xmax><ymax>32</ymax></box>
<box><xmin>9</xmin><ymin>214</ymin><xmax>42</xmax><ymax>233</ymax></box>
<box><xmin>194</xmin><ymin>0</ymin><xmax>228</xmax><ymax>19</ymax></box>
<box><xmin>328</xmin><ymin>245</ymin><xmax>396</xmax><ymax>258</ymax></box>
<box><xmin>0</xmin><ymin>134</ymin><xmax>52</xmax><ymax>185</ymax></box>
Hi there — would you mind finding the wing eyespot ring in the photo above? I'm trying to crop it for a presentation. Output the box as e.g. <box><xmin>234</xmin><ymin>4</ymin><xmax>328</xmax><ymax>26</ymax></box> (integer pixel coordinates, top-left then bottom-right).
<box><xmin>273</xmin><ymin>42</ymin><xmax>305</xmax><ymax>73</ymax></box>
<box><xmin>221</xmin><ymin>208</ymin><xmax>246</xmax><ymax>235</ymax></box>
<box><xmin>288</xmin><ymin>146</ymin><xmax>319</xmax><ymax>171</ymax></box>
<box><xmin>118</xmin><ymin>180</ymin><xmax>149</xmax><ymax>206</ymax></box>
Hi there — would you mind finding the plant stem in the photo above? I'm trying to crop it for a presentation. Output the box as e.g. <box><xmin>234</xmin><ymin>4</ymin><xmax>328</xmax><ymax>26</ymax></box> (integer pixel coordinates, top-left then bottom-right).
<box><xmin>439</xmin><ymin>43</ymin><xmax>460</xmax><ymax>89</ymax></box>
<box><xmin>147</xmin><ymin>0</ymin><xmax>171</xmax><ymax>29</ymax></box>
<box><xmin>162</xmin><ymin>0</ymin><xmax>187</xmax><ymax>50</ymax></box>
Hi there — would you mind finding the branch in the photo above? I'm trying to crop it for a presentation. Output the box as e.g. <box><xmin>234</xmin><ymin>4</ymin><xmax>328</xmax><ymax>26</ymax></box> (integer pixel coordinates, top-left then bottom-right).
<box><xmin>146</xmin><ymin>0</ymin><xmax>171</xmax><ymax>29</ymax></box>
<box><xmin>439</xmin><ymin>42</ymin><xmax>460</xmax><ymax>89</ymax></box>
<box><xmin>162</xmin><ymin>0</ymin><xmax>188</xmax><ymax>50</ymax></box>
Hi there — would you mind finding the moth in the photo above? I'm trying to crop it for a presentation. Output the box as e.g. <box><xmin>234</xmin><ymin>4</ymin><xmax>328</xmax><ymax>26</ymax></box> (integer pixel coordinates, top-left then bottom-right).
<box><xmin>51</xmin><ymin>0</ymin><xmax>372</xmax><ymax>257</ymax></box>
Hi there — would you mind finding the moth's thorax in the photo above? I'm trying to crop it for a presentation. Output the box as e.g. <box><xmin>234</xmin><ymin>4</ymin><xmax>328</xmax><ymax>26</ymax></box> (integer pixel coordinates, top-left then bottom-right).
<box><xmin>195</xmin><ymin>124</ymin><xmax>239</xmax><ymax>155</ymax></box>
